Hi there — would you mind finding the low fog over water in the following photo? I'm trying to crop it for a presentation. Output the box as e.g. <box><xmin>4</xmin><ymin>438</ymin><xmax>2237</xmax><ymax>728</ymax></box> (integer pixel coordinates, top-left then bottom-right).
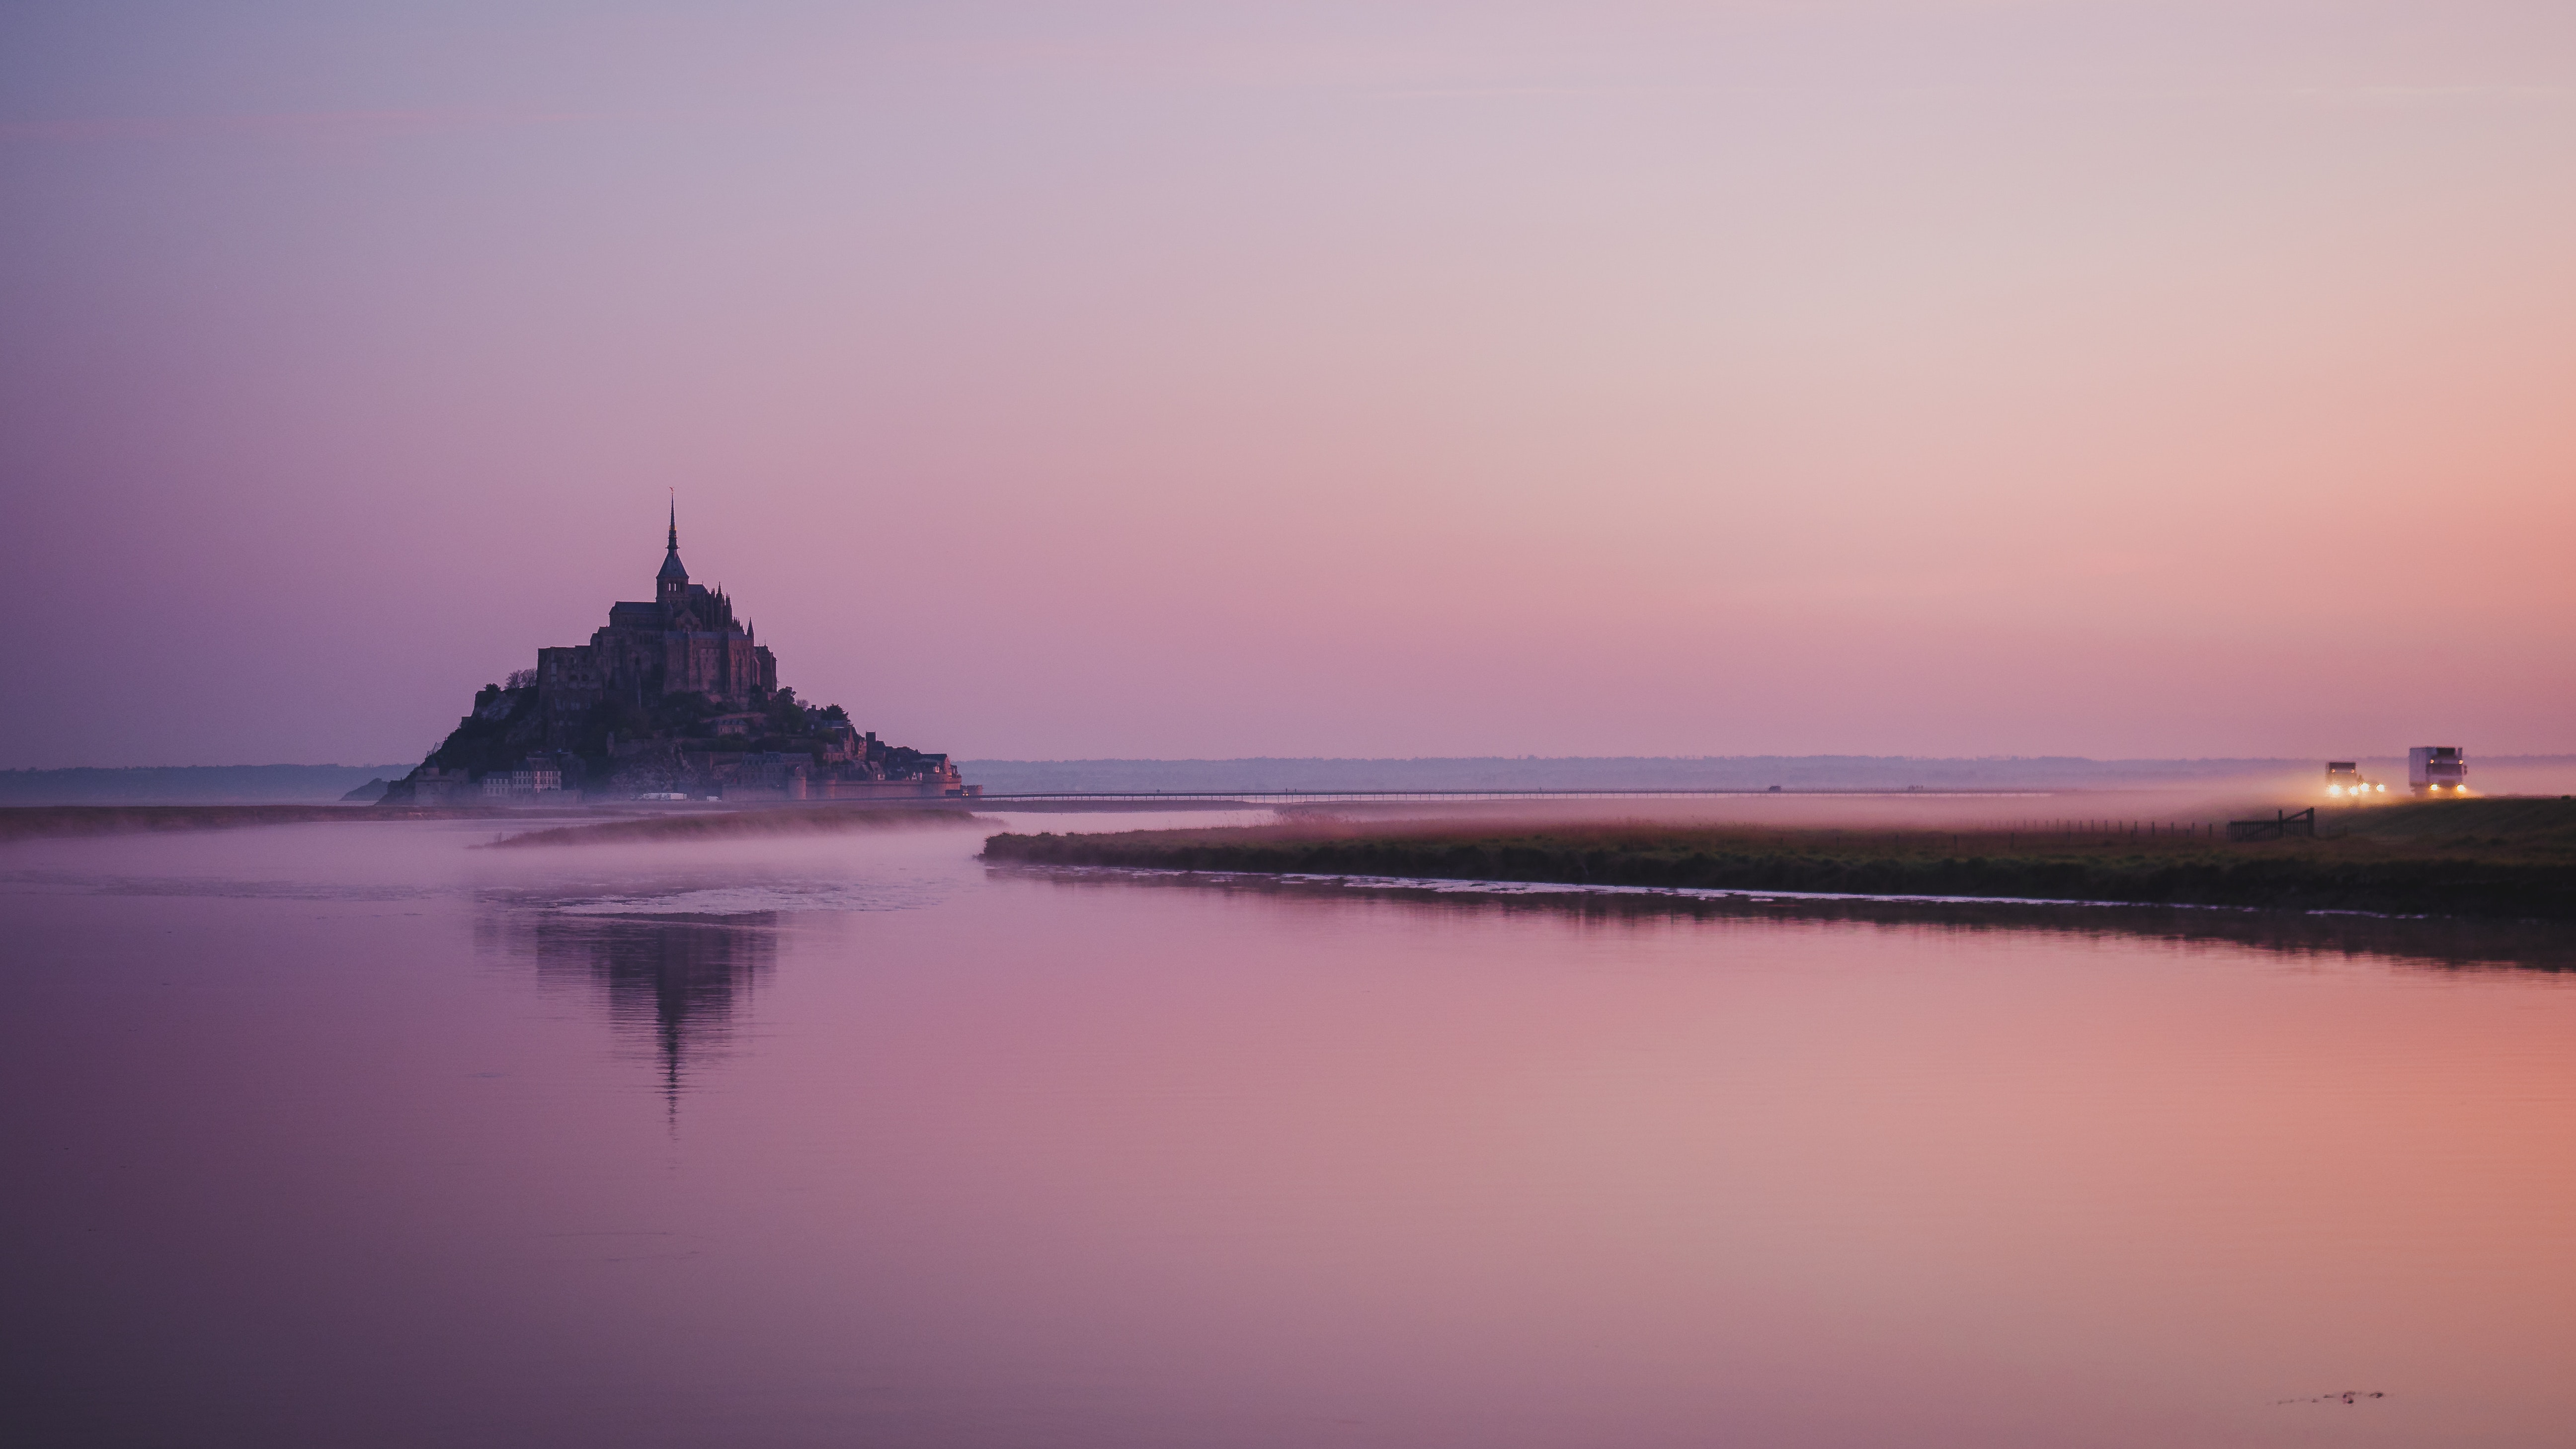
<box><xmin>7</xmin><ymin>811</ymin><xmax>2576</xmax><ymax>1447</ymax></box>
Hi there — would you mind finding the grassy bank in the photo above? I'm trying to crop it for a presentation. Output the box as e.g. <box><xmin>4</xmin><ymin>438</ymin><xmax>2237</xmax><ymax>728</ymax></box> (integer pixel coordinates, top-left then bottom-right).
<box><xmin>983</xmin><ymin>798</ymin><xmax>2576</xmax><ymax>921</ymax></box>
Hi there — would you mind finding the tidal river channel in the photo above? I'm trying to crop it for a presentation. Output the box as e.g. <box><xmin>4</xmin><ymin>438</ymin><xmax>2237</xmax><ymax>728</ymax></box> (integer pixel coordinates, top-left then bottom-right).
<box><xmin>5</xmin><ymin>814</ymin><xmax>2574</xmax><ymax>1448</ymax></box>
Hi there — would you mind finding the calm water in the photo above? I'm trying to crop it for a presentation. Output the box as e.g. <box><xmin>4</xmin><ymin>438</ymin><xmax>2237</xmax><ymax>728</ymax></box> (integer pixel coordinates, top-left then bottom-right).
<box><xmin>5</xmin><ymin>815</ymin><xmax>2575</xmax><ymax>1448</ymax></box>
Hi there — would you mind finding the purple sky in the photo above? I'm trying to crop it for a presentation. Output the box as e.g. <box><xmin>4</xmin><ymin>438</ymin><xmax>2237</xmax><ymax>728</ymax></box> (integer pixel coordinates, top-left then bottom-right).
<box><xmin>6</xmin><ymin>2</ymin><xmax>2573</xmax><ymax>768</ymax></box>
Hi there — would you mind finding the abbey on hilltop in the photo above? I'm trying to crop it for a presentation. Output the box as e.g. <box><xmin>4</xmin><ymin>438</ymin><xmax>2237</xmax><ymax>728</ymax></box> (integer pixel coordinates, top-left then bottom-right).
<box><xmin>385</xmin><ymin>505</ymin><xmax>970</xmax><ymax>804</ymax></box>
<box><xmin>534</xmin><ymin>503</ymin><xmax>778</xmax><ymax>727</ymax></box>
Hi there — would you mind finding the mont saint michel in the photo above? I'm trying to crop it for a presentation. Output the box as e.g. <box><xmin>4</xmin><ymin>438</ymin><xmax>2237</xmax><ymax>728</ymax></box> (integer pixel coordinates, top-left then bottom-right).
<box><xmin>384</xmin><ymin>506</ymin><xmax>967</xmax><ymax>804</ymax></box>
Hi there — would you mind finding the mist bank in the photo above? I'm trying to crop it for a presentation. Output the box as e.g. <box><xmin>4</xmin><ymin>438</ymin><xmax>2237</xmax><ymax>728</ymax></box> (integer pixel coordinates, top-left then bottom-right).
<box><xmin>0</xmin><ymin>805</ymin><xmax>519</xmax><ymax>842</ymax></box>
<box><xmin>962</xmin><ymin>756</ymin><xmax>2576</xmax><ymax>795</ymax></box>
<box><xmin>0</xmin><ymin>765</ymin><xmax>411</xmax><ymax>805</ymax></box>
<box><xmin>486</xmin><ymin>806</ymin><xmax>986</xmax><ymax>848</ymax></box>
<box><xmin>984</xmin><ymin>799</ymin><xmax>2576</xmax><ymax>922</ymax></box>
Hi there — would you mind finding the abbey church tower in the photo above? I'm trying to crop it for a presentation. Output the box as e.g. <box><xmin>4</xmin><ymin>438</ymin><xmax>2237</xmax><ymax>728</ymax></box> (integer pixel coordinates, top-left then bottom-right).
<box><xmin>656</xmin><ymin>499</ymin><xmax>690</xmax><ymax>610</ymax></box>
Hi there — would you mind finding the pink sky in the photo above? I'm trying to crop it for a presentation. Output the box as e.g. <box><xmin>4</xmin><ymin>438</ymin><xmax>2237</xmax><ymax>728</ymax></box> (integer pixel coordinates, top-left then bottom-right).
<box><xmin>5</xmin><ymin>2</ymin><xmax>2572</xmax><ymax>767</ymax></box>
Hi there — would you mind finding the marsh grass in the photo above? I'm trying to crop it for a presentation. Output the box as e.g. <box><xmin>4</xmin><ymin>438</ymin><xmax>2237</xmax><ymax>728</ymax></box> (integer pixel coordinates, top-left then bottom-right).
<box><xmin>984</xmin><ymin>798</ymin><xmax>2576</xmax><ymax>920</ymax></box>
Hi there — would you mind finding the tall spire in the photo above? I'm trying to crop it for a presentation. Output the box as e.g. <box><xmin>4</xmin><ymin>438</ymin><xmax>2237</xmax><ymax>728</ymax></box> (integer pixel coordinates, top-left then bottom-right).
<box><xmin>657</xmin><ymin>492</ymin><xmax>689</xmax><ymax>591</ymax></box>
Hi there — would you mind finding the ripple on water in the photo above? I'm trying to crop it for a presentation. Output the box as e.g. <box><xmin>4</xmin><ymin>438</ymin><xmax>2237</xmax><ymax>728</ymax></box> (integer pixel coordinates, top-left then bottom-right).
<box><xmin>549</xmin><ymin>878</ymin><xmax>947</xmax><ymax>917</ymax></box>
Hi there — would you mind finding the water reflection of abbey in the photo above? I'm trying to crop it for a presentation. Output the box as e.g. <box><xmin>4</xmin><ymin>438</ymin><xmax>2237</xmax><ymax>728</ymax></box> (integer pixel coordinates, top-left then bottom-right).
<box><xmin>479</xmin><ymin>911</ymin><xmax>777</xmax><ymax>1117</ymax></box>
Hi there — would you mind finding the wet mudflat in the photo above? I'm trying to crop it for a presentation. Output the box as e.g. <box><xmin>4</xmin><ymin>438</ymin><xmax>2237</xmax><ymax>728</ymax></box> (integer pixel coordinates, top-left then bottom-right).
<box><xmin>4</xmin><ymin>816</ymin><xmax>2574</xmax><ymax>1447</ymax></box>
